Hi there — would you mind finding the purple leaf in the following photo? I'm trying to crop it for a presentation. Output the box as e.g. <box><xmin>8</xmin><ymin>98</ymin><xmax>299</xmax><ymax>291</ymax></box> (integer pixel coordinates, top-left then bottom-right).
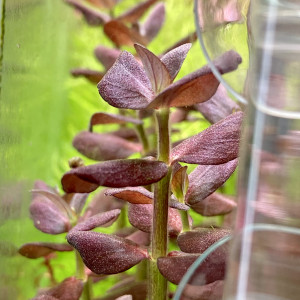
<box><xmin>169</xmin><ymin>196</ymin><xmax>190</xmax><ymax>211</ymax></box>
<box><xmin>185</xmin><ymin>159</ymin><xmax>238</xmax><ymax>205</ymax></box>
<box><xmin>108</xmin><ymin>127</ymin><xmax>138</xmax><ymax>141</ymax></box>
<box><xmin>67</xmin><ymin>193</ymin><xmax>89</xmax><ymax>215</ymax></box>
<box><xmin>171</xmin><ymin>111</ymin><xmax>243</xmax><ymax>165</ymax></box>
<box><xmin>32</xmin><ymin>296</ymin><xmax>58</xmax><ymax>300</ymax></box>
<box><xmin>90</xmin><ymin>112</ymin><xmax>142</xmax><ymax>129</ymax></box>
<box><xmin>71</xmin><ymin>68</ymin><xmax>104</xmax><ymax>84</ymax></box>
<box><xmin>141</xmin><ymin>2</ymin><xmax>165</xmax><ymax>42</ymax></box>
<box><xmin>98</xmin><ymin>51</ymin><xmax>154</xmax><ymax>109</ymax></box>
<box><xmin>181</xmin><ymin>280</ymin><xmax>224</xmax><ymax>300</ymax></box>
<box><xmin>72</xmin><ymin>131</ymin><xmax>142</xmax><ymax>161</ymax></box>
<box><xmin>147</xmin><ymin>51</ymin><xmax>242</xmax><ymax>109</ymax></box>
<box><xmin>94</xmin><ymin>45</ymin><xmax>121</xmax><ymax>70</ymax></box>
<box><xmin>126</xmin><ymin>230</ymin><xmax>150</xmax><ymax>246</ymax></box>
<box><xmin>30</xmin><ymin>191</ymin><xmax>71</xmax><ymax>234</ymax></box>
<box><xmin>86</xmin><ymin>0</ymin><xmax>120</xmax><ymax>10</ymax></box>
<box><xmin>104</xmin><ymin>20</ymin><xmax>148</xmax><ymax>47</ymax></box>
<box><xmin>170</xmin><ymin>108</ymin><xmax>191</xmax><ymax>124</ymax></box>
<box><xmin>67</xmin><ymin>231</ymin><xmax>148</xmax><ymax>274</ymax></box>
<box><xmin>177</xmin><ymin>228</ymin><xmax>231</xmax><ymax>253</ymax></box>
<box><xmin>115</xmin><ymin>296</ymin><xmax>132</xmax><ymax>300</ymax></box>
<box><xmin>105</xmin><ymin>186</ymin><xmax>153</xmax><ymax>204</ymax></box>
<box><xmin>134</xmin><ymin>44</ymin><xmax>171</xmax><ymax>93</ymax></box>
<box><xmin>18</xmin><ymin>243</ymin><xmax>73</xmax><ymax>259</ymax></box>
<box><xmin>128</xmin><ymin>203</ymin><xmax>183</xmax><ymax>236</ymax></box>
<box><xmin>65</xmin><ymin>0</ymin><xmax>110</xmax><ymax>26</ymax></box>
<box><xmin>157</xmin><ymin>250</ymin><xmax>227</xmax><ymax>285</ymax></box>
<box><xmin>34</xmin><ymin>277</ymin><xmax>83</xmax><ymax>300</ymax></box>
<box><xmin>161</xmin><ymin>43</ymin><xmax>192</xmax><ymax>82</ymax></box>
<box><xmin>83</xmin><ymin>188</ymin><xmax>124</xmax><ymax>220</ymax></box>
<box><xmin>116</xmin><ymin>0</ymin><xmax>157</xmax><ymax>23</ymax></box>
<box><xmin>191</xmin><ymin>193</ymin><xmax>237</xmax><ymax>216</ymax></box>
<box><xmin>61</xmin><ymin>159</ymin><xmax>168</xmax><ymax>193</ymax></box>
<box><xmin>195</xmin><ymin>84</ymin><xmax>241</xmax><ymax>124</ymax></box>
<box><xmin>71</xmin><ymin>209</ymin><xmax>121</xmax><ymax>231</ymax></box>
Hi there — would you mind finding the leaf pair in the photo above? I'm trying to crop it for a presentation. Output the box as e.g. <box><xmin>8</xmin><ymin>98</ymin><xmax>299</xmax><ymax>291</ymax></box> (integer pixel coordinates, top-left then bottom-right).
<box><xmin>98</xmin><ymin>44</ymin><xmax>241</xmax><ymax>110</ymax></box>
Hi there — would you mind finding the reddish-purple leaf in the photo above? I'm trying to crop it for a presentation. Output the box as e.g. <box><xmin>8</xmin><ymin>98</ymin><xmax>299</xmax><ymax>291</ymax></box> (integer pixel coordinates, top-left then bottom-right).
<box><xmin>94</xmin><ymin>45</ymin><xmax>121</xmax><ymax>70</ymax></box>
<box><xmin>32</xmin><ymin>296</ymin><xmax>58</xmax><ymax>300</ymax></box>
<box><xmin>126</xmin><ymin>230</ymin><xmax>150</xmax><ymax>246</ymax></box>
<box><xmin>71</xmin><ymin>68</ymin><xmax>104</xmax><ymax>84</ymax></box>
<box><xmin>83</xmin><ymin>189</ymin><xmax>124</xmax><ymax>220</ymax></box>
<box><xmin>86</xmin><ymin>0</ymin><xmax>120</xmax><ymax>10</ymax></box>
<box><xmin>177</xmin><ymin>228</ymin><xmax>231</xmax><ymax>253</ymax></box>
<box><xmin>115</xmin><ymin>296</ymin><xmax>132</xmax><ymax>300</ymax></box>
<box><xmin>67</xmin><ymin>193</ymin><xmax>89</xmax><ymax>215</ymax></box>
<box><xmin>65</xmin><ymin>0</ymin><xmax>110</xmax><ymax>26</ymax></box>
<box><xmin>195</xmin><ymin>84</ymin><xmax>241</xmax><ymax>124</ymax></box>
<box><xmin>67</xmin><ymin>231</ymin><xmax>148</xmax><ymax>274</ymax></box>
<box><xmin>61</xmin><ymin>159</ymin><xmax>168</xmax><ymax>193</ymax></box>
<box><xmin>104</xmin><ymin>20</ymin><xmax>148</xmax><ymax>47</ymax></box>
<box><xmin>171</xmin><ymin>111</ymin><xmax>243</xmax><ymax>165</ymax></box>
<box><xmin>147</xmin><ymin>51</ymin><xmax>242</xmax><ymax>109</ymax></box>
<box><xmin>30</xmin><ymin>191</ymin><xmax>71</xmax><ymax>234</ymax></box>
<box><xmin>185</xmin><ymin>159</ymin><xmax>238</xmax><ymax>205</ymax></box>
<box><xmin>98</xmin><ymin>51</ymin><xmax>154</xmax><ymax>109</ymax></box>
<box><xmin>191</xmin><ymin>193</ymin><xmax>237</xmax><ymax>216</ymax></box>
<box><xmin>128</xmin><ymin>203</ymin><xmax>183</xmax><ymax>236</ymax></box>
<box><xmin>71</xmin><ymin>209</ymin><xmax>121</xmax><ymax>232</ymax></box>
<box><xmin>109</xmin><ymin>127</ymin><xmax>138</xmax><ymax>141</ymax></box>
<box><xmin>101</xmin><ymin>278</ymin><xmax>147</xmax><ymax>300</ymax></box>
<box><xmin>170</xmin><ymin>108</ymin><xmax>191</xmax><ymax>124</ymax></box>
<box><xmin>90</xmin><ymin>112</ymin><xmax>142</xmax><ymax>129</ymax></box>
<box><xmin>170</xmin><ymin>196</ymin><xmax>190</xmax><ymax>211</ymax></box>
<box><xmin>141</xmin><ymin>2</ymin><xmax>165</xmax><ymax>42</ymax></box>
<box><xmin>161</xmin><ymin>43</ymin><xmax>192</xmax><ymax>82</ymax></box>
<box><xmin>105</xmin><ymin>187</ymin><xmax>153</xmax><ymax>204</ymax></box>
<box><xmin>181</xmin><ymin>280</ymin><xmax>224</xmax><ymax>300</ymax></box>
<box><xmin>116</xmin><ymin>0</ymin><xmax>157</xmax><ymax>23</ymax></box>
<box><xmin>135</xmin><ymin>44</ymin><xmax>171</xmax><ymax>93</ymax></box>
<box><xmin>157</xmin><ymin>250</ymin><xmax>227</xmax><ymax>285</ymax></box>
<box><xmin>18</xmin><ymin>243</ymin><xmax>73</xmax><ymax>259</ymax></box>
<box><xmin>72</xmin><ymin>131</ymin><xmax>142</xmax><ymax>161</ymax></box>
<box><xmin>35</xmin><ymin>277</ymin><xmax>83</xmax><ymax>300</ymax></box>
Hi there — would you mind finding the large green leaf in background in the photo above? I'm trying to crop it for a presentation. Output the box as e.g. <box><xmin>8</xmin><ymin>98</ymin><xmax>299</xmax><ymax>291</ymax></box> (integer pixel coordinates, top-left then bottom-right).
<box><xmin>0</xmin><ymin>0</ymin><xmax>243</xmax><ymax>298</ymax></box>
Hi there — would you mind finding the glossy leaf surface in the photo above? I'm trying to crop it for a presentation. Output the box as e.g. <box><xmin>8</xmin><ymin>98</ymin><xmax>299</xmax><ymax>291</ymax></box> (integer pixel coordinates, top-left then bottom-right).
<box><xmin>105</xmin><ymin>187</ymin><xmax>153</xmax><ymax>204</ymax></box>
<box><xmin>67</xmin><ymin>231</ymin><xmax>148</xmax><ymax>274</ymax></box>
<box><xmin>181</xmin><ymin>281</ymin><xmax>224</xmax><ymax>300</ymax></box>
<box><xmin>185</xmin><ymin>159</ymin><xmax>238</xmax><ymax>205</ymax></box>
<box><xmin>171</xmin><ymin>111</ymin><xmax>243</xmax><ymax>165</ymax></box>
<box><xmin>98</xmin><ymin>51</ymin><xmax>153</xmax><ymax>109</ymax></box>
<box><xmin>18</xmin><ymin>243</ymin><xmax>73</xmax><ymax>259</ymax></box>
<box><xmin>62</xmin><ymin>159</ymin><xmax>168</xmax><ymax>193</ymax></box>
<box><xmin>72</xmin><ymin>131</ymin><xmax>142</xmax><ymax>161</ymax></box>
<box><xmin>171</xmin><ymin>166</ymin><xmax>188</xmax><ymax>201</ymax></box>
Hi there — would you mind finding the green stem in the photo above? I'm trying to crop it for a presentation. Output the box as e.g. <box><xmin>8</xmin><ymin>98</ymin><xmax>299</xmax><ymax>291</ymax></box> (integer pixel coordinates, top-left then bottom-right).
<box><xmin>149</xmin><ymin>108</ymin><xmax>171</xmax><ymax>300</ymax></box>
<box><xmin>0</xmin><ymin>0</ymin><xmax>6</xmax><ymax>98</ymax></box>
<box><xmin>135</xmin><ymin>123</ymin><xmax>150</xmax><ymax>154</ymax></box>
<box><xmin>81</xmin><ymin>278</ymin><xmax>93</xmax><ymax>300</ymax></box>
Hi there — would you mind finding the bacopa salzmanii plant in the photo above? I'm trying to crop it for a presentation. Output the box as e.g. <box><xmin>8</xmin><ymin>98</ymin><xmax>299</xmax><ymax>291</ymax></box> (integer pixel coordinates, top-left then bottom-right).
<box><xmin>19</xmin><ymin>1</ymin><xmax>244</xmax><ymax>299</ymax></box>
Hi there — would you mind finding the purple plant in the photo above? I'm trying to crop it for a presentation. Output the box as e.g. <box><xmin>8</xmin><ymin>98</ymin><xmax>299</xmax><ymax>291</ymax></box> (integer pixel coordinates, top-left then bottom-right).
<box><xmin>18</xmin><ymin>1</ymin><xmax>245</xmax><ymax>300</ymax></box>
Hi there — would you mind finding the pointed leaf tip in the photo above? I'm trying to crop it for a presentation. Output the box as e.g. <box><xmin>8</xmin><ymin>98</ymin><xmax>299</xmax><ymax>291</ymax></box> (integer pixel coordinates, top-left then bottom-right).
<box><xmin>171</xmin><ymin>111</ymin><xmax>243</xmax><ymax>165</ymax></box>
<box><xmin>67</xmin><ymin>231</ymin><xmax>148</xmax><ymax>274</ymax></box>
<box><xmin>98</xmin><ymin>51</ymin><xmax>153</xmax><ymax>109</ymax></box>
